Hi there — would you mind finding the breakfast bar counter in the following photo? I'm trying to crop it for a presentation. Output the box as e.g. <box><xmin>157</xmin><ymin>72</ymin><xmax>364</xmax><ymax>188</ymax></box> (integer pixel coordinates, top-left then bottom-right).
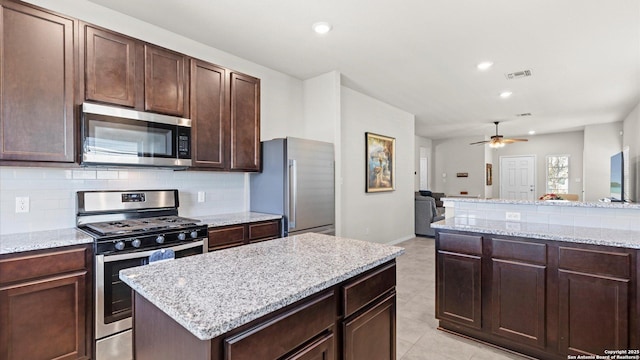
<box><xmin>120</xmin><ymin>233</ymin><xmax>404</xmax><ymax>359</ymax></box>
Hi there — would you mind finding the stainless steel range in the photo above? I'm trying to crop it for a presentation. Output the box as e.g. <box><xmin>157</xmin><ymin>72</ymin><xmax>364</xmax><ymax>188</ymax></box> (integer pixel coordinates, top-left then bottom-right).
<box><xmin>77</xmin><ymin>189</ymin><xmax>208</xmax><ymax>360</ymax></box>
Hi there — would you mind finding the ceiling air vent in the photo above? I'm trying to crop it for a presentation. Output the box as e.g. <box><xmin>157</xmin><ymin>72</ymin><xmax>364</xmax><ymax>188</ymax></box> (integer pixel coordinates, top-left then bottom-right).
<box><xmin>505</xmin><ymin>69</ymin><xmax>532</xmax><ymax>80</ymax></box>
<box><xmin>516</xmin><ymin>113</ymin><xmax>532</xmax><ymax>117</ymax></box>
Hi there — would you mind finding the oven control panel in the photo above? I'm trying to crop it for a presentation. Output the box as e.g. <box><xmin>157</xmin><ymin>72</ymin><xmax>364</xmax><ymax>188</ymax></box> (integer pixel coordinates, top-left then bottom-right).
<box><xmin>95</xmin><ymin>226</ymin><xmax>207</xmax><ymax>255</ymax></box>
<box><xmin>122</xmin><ymin>193</ymin><xmax>145</xmax><ymax>202</ymax></box>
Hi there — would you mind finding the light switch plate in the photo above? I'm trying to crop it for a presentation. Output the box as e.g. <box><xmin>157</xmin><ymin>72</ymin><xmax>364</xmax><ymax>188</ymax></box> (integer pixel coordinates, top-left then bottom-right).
<box><xmin>197</xmin><ymin>191</ymin><xmax>205</xmax><ymax>203</ymax></box>
<box><xmin>505</xmin><ymin>212</ymin><xmax>521</xmax><ymax>221</ymax></box>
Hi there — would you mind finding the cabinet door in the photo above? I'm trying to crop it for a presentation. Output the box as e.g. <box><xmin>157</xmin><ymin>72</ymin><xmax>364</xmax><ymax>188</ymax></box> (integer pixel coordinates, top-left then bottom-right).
<box><xmin>84</xmin><ymin>25</ymin><xmax>137</xmax><ymax>107</ymax></box>
<box><xmin>229</xmin><ymin>72</ymin><xmax>260</xmax><ymax>171</ymax></box>
<box><xmin>144</xmin><ymin>45</ymin><xmax>187</xmax><ymax>116</ymax></box>
<box><xmin>248</xmin><ymin>220</ymin><xmax>281</xmax><ymax>243</ymax></box>
<box><xmin>0</xmin><ymin>1</ymin><xmax>75</xmax><ymax>162</ymax></box>
<box><xmin>208</xmin><ymin>225</ymin><xmax>246</xmax><ymax>251</ymax></box>
<box><xmin>491</xmin><ymin>259</ymin><xmax>546</xmax><ymax>348</ymax></box>
<box><xmin>558</xmin><ymin>246</ymin><xmax>631</xmax><ymax>356</ymax></box>
<box><xmin>343</xmin><ymin>293</ymin><xmax>395</xmax><ymax>360</ymax></box>
<box><xmin>436</xmin><ymin>250</ymin><xmax>482</xmax><ymax>329</ymax></box>
<box><xmin>190</xmin><ymin>59</ymin><xmax>227</xmax><ymax>169</ymax></box>
<box><xmin>0</xmin><ymin>272</ymin><xmax>88</xmax><ymax>360</ymax></box>
<box><xmin>558</xmin><ymin>271</ymin><xmax>629</xmax><ymax>356</ymax></box>
<box><xmin>285</xmin><ymin>332</ymin><xmax>334</xmax><ymax>360</ymax></box>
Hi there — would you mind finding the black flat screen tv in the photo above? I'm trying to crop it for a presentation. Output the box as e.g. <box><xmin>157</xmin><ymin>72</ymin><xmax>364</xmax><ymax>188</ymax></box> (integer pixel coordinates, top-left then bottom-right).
<box><xmin>610</xmin><ymin>152</ymin><xmax>624</xmax><ymax>202</ymax></box>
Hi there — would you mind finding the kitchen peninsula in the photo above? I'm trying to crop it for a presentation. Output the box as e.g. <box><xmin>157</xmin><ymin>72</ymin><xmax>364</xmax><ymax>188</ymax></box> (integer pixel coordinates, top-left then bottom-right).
<box><xmin>119</xmin><ymin>233</ymin><xmax>404</xmax><ymax>360</ymax></box>
<box><xmin>432</xmin><ymin>198</ymin><xmax>640</xmax><ymax>360</ymax></box>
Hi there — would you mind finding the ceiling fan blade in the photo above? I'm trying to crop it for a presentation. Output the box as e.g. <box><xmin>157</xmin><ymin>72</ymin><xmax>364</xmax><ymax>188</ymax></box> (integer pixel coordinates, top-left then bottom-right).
<box><xmin>469</xmin><ymin>140</ymin><xmax>490</xmax><ymax>145</ymax></box>
<box><xmin>501</xmin><ymin>138</ymin><xmax>529</xmax><ymax>143</ymax></box>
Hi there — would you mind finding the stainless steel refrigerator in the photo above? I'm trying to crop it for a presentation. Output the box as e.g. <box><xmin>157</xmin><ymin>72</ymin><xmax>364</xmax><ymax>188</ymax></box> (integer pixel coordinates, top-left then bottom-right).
<box><xmin>250</xmin><ymin>137</ymin><xmax>335</xmax><ymax>236</ymax></box>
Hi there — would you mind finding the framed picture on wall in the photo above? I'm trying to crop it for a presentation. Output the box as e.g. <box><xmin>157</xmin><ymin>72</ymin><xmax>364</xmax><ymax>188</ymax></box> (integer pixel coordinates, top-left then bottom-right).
<box><xmin>486</xmin><ymin>163</ymin><xmax>493</xmax><ymax>185</ymax></box>
<box><xmin>366</xmin><ymin>132</ymin><xmax>395</xmax><ymax>192</ymax></box>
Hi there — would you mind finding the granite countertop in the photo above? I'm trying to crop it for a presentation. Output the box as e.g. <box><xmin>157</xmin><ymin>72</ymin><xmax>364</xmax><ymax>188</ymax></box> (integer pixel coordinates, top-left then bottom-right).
<box><xmin>442</xmin><ymin>197</ymin><xmax>640</xmax><ymax>209</ymax></box>
<box><xmin>0</xmin><ymin>212</ymin><xmax>282</xmax><ymax>255</ymax></box>
<box><xmin>432</xmin><ymin>217</ymin><xmax>640</xmax><ymax>249</ymax></box>
<box><xmin>193</xmin><ymin>211</ymin><xmax>282</xmax><ymax>227</ymax></box>
<box><xmin>119</xmin><ymin>233</ymin><xmax>404</xmax><ymax>341</ymax></box>
<box><xmin>0</xmin><ymin>228</ymin><xmax>93</xmax><ymax>255</ymax></box>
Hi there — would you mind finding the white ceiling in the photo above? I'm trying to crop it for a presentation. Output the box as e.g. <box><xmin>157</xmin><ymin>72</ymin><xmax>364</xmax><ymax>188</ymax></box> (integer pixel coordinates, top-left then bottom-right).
<box><xmin>87</xmin><ymin>0</ymin><xmax>640</xmax><ymax>140</ymax></box>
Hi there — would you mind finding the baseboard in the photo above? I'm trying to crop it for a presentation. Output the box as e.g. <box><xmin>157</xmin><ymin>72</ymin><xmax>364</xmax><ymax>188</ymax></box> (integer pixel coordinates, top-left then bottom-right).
<box><xmin>386</xmin><ymin>235</ymin><xmax>415</xmax><ymax>246</ymax></box>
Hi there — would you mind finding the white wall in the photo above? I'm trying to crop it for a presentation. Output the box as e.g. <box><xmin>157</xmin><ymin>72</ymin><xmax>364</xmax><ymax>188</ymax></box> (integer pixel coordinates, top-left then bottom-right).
<box><xmin>302</xmin><ymin>71</ymin><xmax>343</xmax><ymax>234</ymax></box>
<box><xmin>341</xmin><ymin>87</ymin><xmax>415</xmax><ymax>244</ymax></box>
<box><xmin>583</xmin><ymin>122</ymin><xmax>623</xmax><ymax>201</ymax></box>
<box><xmin>414</xmin><ymin>136</ymin><xmax>433</xmax><ymax>191</ymax></box>
<box><xmin>432</xmin><ymin>137</ymin><xmax>486</xmax><ymax>197</ymax></box>
<box><xmin>623</xmin><ymin>102</ymin><xmax>640</xmax><ymax>202</ymax></box>
<box><xmin>493</xmin><ymin>131</ymin><xmax>584</xmax><ymax>199</ymax></box>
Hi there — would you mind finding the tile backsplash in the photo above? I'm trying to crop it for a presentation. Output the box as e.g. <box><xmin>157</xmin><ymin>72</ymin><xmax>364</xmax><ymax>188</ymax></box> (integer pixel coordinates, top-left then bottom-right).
<box><xmin>447</xmin><ymin>200</ymin><xmax>640</xmax><ymax>231</ymax></box>
<box><xmin>0</xmin><ymin>167</ymin><xmax>248</xmax><ymax>235</ymax></box>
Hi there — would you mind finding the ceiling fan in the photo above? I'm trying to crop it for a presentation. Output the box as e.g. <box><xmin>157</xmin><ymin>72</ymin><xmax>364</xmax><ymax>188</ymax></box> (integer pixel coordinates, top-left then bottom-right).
<box><xmin>469</xmin><ymin>121</ymin><xmax>528</xmax><ymax>148</ymax></box>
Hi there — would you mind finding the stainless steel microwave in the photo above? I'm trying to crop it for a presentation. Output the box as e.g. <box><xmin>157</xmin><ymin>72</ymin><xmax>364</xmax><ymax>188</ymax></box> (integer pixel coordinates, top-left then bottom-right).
<box><xmin>81</xmin><ymin>103</ymin><xmax>192</xmax><ymax>168</ymax></box>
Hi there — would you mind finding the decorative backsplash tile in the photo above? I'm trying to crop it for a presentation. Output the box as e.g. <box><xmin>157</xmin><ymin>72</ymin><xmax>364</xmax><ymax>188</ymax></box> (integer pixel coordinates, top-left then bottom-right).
<box><xmin>444</xmin><ymin>198</ymin><xmax>640</xmax><ymax>231</ymax></box>
<box><xmin>0</xmin><ymin>167</ymin><xmax>248</xmax><ymax>235</ymax></box>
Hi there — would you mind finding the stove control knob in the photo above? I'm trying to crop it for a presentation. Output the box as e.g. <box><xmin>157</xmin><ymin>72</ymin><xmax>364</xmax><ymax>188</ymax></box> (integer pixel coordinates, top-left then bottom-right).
<box><xmin>178</xmin><ymin>233</ymin><xmax>186</xmax><ymax>241</ymax></box>
<box><xmin>114</xmin><ymin>241</ymin><xmax>126</xmax><ymax>251</ymax></box>
<box><xmin>190</xmin><ymin>231</ymin><xmax>198</xmax><ymax>239</ymax></box>
<box><xmin>131</xmin><ymin>239</ymin><xmax>141</xmax><ymax>248</ymax></box>
<box><xmin>155</xmin><ymin>235</ymin><xmax>165</xmax><ymax>244</ymax></box>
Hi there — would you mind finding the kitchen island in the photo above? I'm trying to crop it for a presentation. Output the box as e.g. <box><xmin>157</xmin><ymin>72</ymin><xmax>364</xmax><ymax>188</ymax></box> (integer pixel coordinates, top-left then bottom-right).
<box><xmin>432</xmin><ymin>198</ymin><xmax>640</xmax><ymax>360</ymax></box>
<box><xmin>119</xmin><ymin>233</ymin><xmax>404</xmax><ymax>360</ymax></box>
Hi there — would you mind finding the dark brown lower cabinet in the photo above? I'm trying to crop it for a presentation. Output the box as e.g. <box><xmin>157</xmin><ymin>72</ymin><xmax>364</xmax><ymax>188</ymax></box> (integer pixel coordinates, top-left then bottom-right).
<box><xmin>0</xmin><ymin>245</ymin><xmax>92</xmax><ymax>360</ymax></box>
<box><xmin>435</xmin><ymin>230</ymin><xmax>638</xmax><ymax>360</ymax></box>
<box><xmin>343</xmin><ymin>294</ymin><xmax>395</xmax><ymax>360</ymax></box>
<box><xmin>208</xmin><ymin>219</ymin><xmax>281</xmax><ymax>251</ymax></box>
<box><xmin>132</xmin><ymin>261</ymin><xmax>397</xmax><ymax>360</ymax></box>
<box><xmin>558</xmin><ymin>246</ymin><xmax>631</xmax><ymax>356</ymax></box>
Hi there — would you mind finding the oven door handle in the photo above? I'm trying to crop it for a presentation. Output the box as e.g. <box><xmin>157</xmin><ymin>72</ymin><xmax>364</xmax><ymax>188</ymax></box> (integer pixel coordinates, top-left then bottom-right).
<box><xmin>102</xmin><ymin>240</ymin><xmax>204</xmax><ymax>262</ymax></box>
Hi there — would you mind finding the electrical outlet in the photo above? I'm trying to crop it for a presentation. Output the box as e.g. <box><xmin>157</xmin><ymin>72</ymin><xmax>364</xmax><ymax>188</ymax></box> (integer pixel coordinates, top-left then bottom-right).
<box><xmin>197</xmin><ymin>191</ymin><xmax>205</xmax><ymax>203</ymax></box>
<box><xmin>365</xmin><ymin>227</ymin><xmax>370</xmax><ymax>235</ymax></box>
<box><xmin>505</xmin><ymin>212</ymin><xmax>521</xmax><ymax>221</ymax></box>
<box><xmin>15</xmin><ymin>197</ymin><xmax>29</xmax><ymax>213</ymax></box>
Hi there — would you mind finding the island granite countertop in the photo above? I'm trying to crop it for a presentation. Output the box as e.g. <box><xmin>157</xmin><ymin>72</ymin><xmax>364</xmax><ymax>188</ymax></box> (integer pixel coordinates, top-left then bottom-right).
<box><xmin>119</xmin><ymin>233</ymin><xmax>404</xmax><ymax>340</ymax></box>
<box><xmin>432</xmin><ymin>217</ymin><xmax>640</xmax><ymax>249</ymax></box>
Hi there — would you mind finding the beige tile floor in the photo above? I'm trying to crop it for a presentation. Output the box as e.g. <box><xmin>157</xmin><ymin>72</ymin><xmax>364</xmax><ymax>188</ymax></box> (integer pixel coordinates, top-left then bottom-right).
<box><xmin>395</xmin><ymin>237</ymin><xmax>530</xmax><ymax>360</ymax></box>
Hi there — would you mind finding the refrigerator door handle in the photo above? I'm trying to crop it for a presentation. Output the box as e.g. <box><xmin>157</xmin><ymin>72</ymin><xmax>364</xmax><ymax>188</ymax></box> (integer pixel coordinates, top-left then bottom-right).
<box><xmin>289</xmin><ymin>159</ymin><xmax>297</xmax><ymax>230</ymax></box>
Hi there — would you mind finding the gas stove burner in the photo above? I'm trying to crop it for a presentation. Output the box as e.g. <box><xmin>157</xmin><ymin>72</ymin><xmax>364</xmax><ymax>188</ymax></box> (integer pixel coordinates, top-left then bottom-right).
<box><xmin>84</xmin><ymin>215</ymin><xmax>201</xmax><ymax>236</ymax></box>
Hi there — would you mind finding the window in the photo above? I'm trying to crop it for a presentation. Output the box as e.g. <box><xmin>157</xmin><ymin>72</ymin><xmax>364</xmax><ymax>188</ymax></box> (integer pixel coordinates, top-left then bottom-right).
<box><xmin>546</xmin><ymin>155</ymin><xmax>569</xmax><ymax>194</ymax></box>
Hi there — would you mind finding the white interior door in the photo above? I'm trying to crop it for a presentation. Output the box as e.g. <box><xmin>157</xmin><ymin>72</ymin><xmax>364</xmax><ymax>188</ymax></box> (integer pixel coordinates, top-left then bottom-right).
<box><xmin>500</xmin><ymin>156</ymin><xmax>536</xmax><ymax>200</ymax></box>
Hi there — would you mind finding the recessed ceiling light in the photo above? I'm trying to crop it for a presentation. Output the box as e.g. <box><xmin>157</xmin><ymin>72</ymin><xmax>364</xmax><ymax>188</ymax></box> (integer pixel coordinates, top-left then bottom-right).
<box><xmin>477</xmin><ymin>61</ymin><xmax>493</xmax><ymax>71</ymax></box>
<box><xmin>528</xmin><ymin>130</ymin><xmax>536</xmax><ymax>135</ymax></box>
<box><xmin>499</xmin><ymin>91</ymin><xmax>513</xmax><ymax>99</ymax></box>
<box><xmin>312</xmin><ymin>22</ymin><xmax>332</xmax><ymax>34</ymax></box>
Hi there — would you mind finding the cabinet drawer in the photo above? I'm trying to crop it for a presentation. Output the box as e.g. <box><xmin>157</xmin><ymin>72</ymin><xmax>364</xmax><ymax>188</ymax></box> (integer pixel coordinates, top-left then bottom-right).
<box><xmin>558</xmin><ymin>247</ymin><xmax>630</xmax><ymax>279</ymax></box>
<box><xmin>342</xmin><ymin>263</ymin><xmax>396</xmax><ymax>318</ymax></box>
<box><xmin>439</xmin><ymin>232</ymin><xmax>482</xmax><ymax>255</ymax></box>
<box><xmin>491</xmin><ymin>238</ymin><xmax>546</xmax><ymax>265</ymax></box>
<box><xmin>248</xmin><ymin>220</ymin><xmax>280</xmax><ymax>241</ymax></box>
<box><xmin>224</xmin><ymin>290</ymin><xmax>335</xmax><ymax>360</ymax></box>
<box><xmin>0</xmin><ymin>246</ymin><xmax>88</xmax><ymax>285</ymax></box>
<box><xmin>208</xmin><ymin>226</ymin><xmax>245</xmax><ymax>250</ymax></box>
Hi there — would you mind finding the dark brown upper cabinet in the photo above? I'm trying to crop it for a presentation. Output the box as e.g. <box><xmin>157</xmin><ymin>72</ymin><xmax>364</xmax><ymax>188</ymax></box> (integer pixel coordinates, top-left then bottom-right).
<box><xmin>0</xmin><ymin>0</ymin><xmax>76</xmax><ymax>162</ymax></box>
<box><xmin>229</xmin><ymin>72</ymin><xmax>260</xmax><ymax>171</ymax></box>
<box><xmin>190</xmin><ymin>59</ymin><xmax>227</xmax><ymax>169</ymax></box>
<box><xmin>84</xmin><ymin>24</ymin><xmax>138</xmax><ymax>107</ymax></box>
<box><xmin>82</xmin><ymin>24</ymin><xmax>188</xmax><ymax>117</ymax></box>
<box><xmin>190</xmin><ymin>63</ymin><xmax>261</xmax><ymax>172</ymax></box>
<box><xmin>144</xmin><ymin>45</ymin><xmax>188</xmax><ymax>117</ymax></box>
